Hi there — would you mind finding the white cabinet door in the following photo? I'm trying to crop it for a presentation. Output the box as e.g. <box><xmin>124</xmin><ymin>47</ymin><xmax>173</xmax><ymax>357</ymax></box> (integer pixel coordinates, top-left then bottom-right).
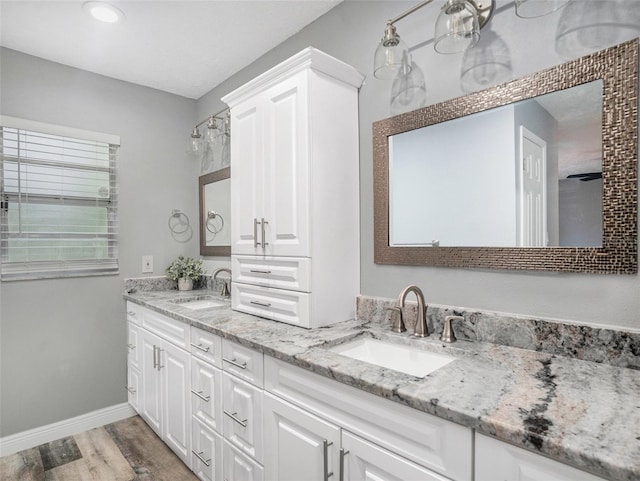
<box><xmin>161</xmin><ymin>341</ymin><xmax>191</xmax><ymax>465</ymax></box>
<box><xmin>230</xmin><ymin>96</ymin><xmax>264</xmax><ymax>256</ymax></box>
<box><xmin>264</xmin><ymin>392</ymin><xmax>340</xmax><ymax>481</ymax></box>
<box><xmin>261</xmin><ymin>72</ymin><xmax>310</xmax><ymax>258</ymax></box>
<box><xmin>191</xmin><ymin>357</ymin><xmax>222</xmax><ymax>434</ymax></box>
<box><xmin>342</xmin><ymin>431</ymin><xmax>452</xmax><ymax>481</ymax></box>
<box><xmin>140</xmin><ymin>328</ymin><xmax>162</xmax><ymax>436</ymax></box>
<box><xmin>191</xmin><ymin>418</ymin><xmax>223</xmax><ymax>481</ymax></box>
<box><xmin>475</xmin><ymin>434</ymin><xmax>606</xmax><ymax>481</ymax></box>
<box><xmin>222</xmin><ymin>373</ymin><xmax>263</xmax><ymax>462</ymax></box>
<box><xmin>230</xmin><ymin>73</ymin><xmax>310</xmax><ymax>258</ymax></box>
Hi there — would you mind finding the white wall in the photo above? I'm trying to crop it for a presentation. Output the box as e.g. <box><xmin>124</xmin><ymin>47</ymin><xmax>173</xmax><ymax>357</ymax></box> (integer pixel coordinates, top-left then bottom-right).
<box><xmin>0</xmin><ymin>48</ymin><xmax>199</xmax><ymax>436</ymax></box>
<box><xmin>198</xmin><ymin>0</ymin><xmax>639</xmax><ymax>329</ymax></box>
<box><xmin>390</xmin><ymin>105</ymin><xmax>516</xmax><ymax>246</ymax></box>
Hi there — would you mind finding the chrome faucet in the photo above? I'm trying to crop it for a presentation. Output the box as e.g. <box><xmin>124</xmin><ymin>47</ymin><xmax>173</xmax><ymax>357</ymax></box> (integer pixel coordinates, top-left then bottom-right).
<box><xmin>212</xmin><ymin>268</ymin><xmax>231</xmax><ymax>297</ymax></box>
<box><xmin>390</xmin><ymin>285</ymin><xmax>428</xmax><ymax>337</ymax></box>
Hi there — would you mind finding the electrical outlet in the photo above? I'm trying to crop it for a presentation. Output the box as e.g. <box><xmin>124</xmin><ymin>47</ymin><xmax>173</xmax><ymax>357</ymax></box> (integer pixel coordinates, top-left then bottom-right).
<box><xmin>142</xmin><ymin>255</ymin><xmax>154</xmax><ymax>273</ymax></box>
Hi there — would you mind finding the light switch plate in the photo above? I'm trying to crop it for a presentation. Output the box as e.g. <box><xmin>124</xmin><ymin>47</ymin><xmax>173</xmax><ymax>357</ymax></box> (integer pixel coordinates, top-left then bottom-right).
<box><xmin>142</xmin><ymin>255</ymin><xmax>153</xmax><ymax>273</ymax></box>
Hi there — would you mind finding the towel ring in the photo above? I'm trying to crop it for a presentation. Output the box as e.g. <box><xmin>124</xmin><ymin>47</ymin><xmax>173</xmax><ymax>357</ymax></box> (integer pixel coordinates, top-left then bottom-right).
<box><xmin>168</xmin><ymin>209</ymin><xmax>190</xmax><ymax>234</ymax></box>
<box><xmin>206</xmin><ymin>211</ymin><xmax>224</xmax><ymax>235</ymax></box>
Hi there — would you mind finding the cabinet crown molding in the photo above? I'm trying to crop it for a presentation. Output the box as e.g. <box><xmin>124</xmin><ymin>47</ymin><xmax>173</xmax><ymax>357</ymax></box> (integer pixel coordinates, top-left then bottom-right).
<box><xmin>222</xmin><ymin>47</ymin><xmax>364</xmax><ymax>108</ymax></box>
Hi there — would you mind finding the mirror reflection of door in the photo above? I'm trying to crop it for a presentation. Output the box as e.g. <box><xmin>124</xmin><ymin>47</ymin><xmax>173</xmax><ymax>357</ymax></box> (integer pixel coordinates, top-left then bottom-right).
<box><xmin>519</xmin><ymin>127</ymin><xmax>547</xmax><ymax>247</ymax></box>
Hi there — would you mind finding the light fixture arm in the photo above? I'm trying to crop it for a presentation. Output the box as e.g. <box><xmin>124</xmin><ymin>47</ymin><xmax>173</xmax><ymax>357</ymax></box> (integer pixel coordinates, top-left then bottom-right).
<box><xmin>387</xmin><ymin>0</ymin><xmax>435</xmax><ymax>26</ymax></box>
<box><xmin>385</xmin><ymin>0</ymin><xmax>494</xmax><ymax>30</ymax></box>
<box><xmin>192</xmin><ymin>107</ymin><xmax>229</xmax><ymax>132</ymax></box>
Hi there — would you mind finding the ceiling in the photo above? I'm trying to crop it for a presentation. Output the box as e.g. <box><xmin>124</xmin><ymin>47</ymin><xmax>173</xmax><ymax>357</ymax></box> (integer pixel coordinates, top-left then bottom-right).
<box><xmin>0</xmin><ymin>0</ymin><xmax>342</xmax><ymax>99</ymax></box>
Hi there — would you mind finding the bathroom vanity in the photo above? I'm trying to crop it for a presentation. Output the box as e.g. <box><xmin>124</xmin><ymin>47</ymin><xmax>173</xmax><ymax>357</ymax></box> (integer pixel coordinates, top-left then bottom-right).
<box><xmin>123</xmin><ymin>287</ymin><xmax>639</xmax><ymax>481</ymax></box>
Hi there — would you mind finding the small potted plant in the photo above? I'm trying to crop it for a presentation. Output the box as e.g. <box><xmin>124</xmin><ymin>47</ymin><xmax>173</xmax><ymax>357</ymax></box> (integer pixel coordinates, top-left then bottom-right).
<box><xmin>166</xmin><ymin>256</ymin><xmax>204</xmax><ymax>291</ymax></box>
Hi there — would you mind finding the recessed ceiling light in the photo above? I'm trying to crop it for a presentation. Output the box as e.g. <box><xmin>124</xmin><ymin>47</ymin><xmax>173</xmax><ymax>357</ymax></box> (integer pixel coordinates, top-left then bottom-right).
<box><xmin>82</xmin><ymin>2</ymin><xmax>125</xmax><ymax>23</ymax></box>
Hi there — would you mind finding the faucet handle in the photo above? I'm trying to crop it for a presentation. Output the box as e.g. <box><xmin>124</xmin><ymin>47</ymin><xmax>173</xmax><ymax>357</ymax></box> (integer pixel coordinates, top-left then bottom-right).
<box><xmin>386</xmin><ymin>306</ymin><xmax>406</xmax><ymax>333</ymax></box>
<box><xmin>220</xmin><ymin>280</ymin><xmax>231</xmax><ymax>298</ymax></box>
<box><xmin>440</xmin><ymin>315</ymin><xmax>463</xmax><ymax>343</ymax></box>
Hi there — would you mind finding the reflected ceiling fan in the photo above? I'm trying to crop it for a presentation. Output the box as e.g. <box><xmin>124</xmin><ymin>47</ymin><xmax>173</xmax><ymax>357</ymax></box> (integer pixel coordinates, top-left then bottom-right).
<box><xmin>566</xmin><ymin>172</ymin><xmax>602</xmax><ymax>182</ymax></box>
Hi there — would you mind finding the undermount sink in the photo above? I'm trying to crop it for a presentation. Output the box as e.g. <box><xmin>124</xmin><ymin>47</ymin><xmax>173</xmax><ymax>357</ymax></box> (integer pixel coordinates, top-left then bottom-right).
<box><xmin>329</xmin><ymin>338</ymin><xmax>455</xmax><ymax>377</ymax></box>
<box><xmin>171</xmin><ymin>296</ymin><xmax>226</xmax><ymax>310</ymax></box>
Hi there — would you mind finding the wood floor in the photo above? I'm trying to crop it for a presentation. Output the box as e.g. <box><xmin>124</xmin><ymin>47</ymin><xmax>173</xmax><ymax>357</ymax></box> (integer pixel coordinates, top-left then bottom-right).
<box><xmin>0</xmin><ymin>415</ymin><xmax>199</xmax><ymax>481</ymax></box>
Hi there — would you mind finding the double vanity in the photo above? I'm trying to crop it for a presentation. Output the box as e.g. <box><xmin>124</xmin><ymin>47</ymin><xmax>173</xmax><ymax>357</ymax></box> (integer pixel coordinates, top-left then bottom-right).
<box><xmin>124</xmin><ymin>285</ymin><xmax>640</xmax><ymax>481</ymax></box>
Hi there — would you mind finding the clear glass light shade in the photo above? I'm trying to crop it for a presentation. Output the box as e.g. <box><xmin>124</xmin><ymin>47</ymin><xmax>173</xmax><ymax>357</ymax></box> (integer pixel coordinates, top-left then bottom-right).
<box><xmin>374</xmin><ymin>24</ymin><xmax>412</xmax><ymax>80</ymax></box>
<box><xmin>434</xmin><ymin>0</ymin><xmax>480</xmax><ymax>54</ymax></box>
<box><xmin>204</xmin><ymin>126</ymin><xmax>219</xmax><ymax>144</ymax></box>
<box><xmin>390</xmin><ymin>54</ymin><xmax>427</xmax><ymax>115</ymax></box>
<box><xmin>555</xmin><ymin>0</ymin><xmax>639</xmax><ymax>59</ymax></box>
<box><xmin>515</xmin><ymin>0</ymin><xmax>572</xmax><ymax>18</ymax></box>
<box><xmin>460</xmin><ymin>29</ymin><xmax>512</xmax><ymax>92</ymax></box>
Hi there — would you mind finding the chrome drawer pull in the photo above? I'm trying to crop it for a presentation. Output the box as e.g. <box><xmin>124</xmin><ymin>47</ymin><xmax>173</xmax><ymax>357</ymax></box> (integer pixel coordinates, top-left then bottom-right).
<box><xmin>254</xmin><ymin>218</ymin><xmax>260</xmax><ymax>248</ymax></box>
<box><xmin>323</xmin><ymin>440</ymin><xmax>334</xmax><ymax>480</ymax></box>
<box><xmin>191</xmin><ymin>390</ymin><xmax>211</xmax><ymax>402</ymax></box>
<box><xmin>261</xmin><ymin>218</ymin><xmax>269</xmax><ymax>248</ymax></box>
<box><xmin>339</xmin><ymin>449</ymin><xmax>349</xmax><ymax>481</ymax></box>
<box><xmin>223</xmin><ymin>357</ymin><xmax>247</xmax><ymax>369</ymax></box>
<box><xmin>192</xmin><ymin>450</ymin><xmax>211</xmax><ymax>467</ymax></box>
<box><xmin>126</xmin><ymin>386</ymin><xmax>136</xmax><ymax>394</ymax></box>
<box><xmin>224</xmin><ymin>410</ymin><xmax>248</xmax><ymax>427</ymax></box>
<box><xmin>152</xmin><ymin>345</ymin><xmax>158</xmax><ymax>369</ymax></box>
<box><xmin>250</xmin><ymin>300</ymin><xmax>271</xmax><ymax>308</ymax></box>
<box><xmin>190</xmin><ymin>342</ymin><xmax>210</xmax><ymax>353</ymax></box>
<box><xmin>127</xmin><ymin>343</ymin><xmax>135</xmax><ymax>350</ymax></box>
<box><xmin>249</xmin><ymin>269</ymin><xmax>272</xmax><ymax>274</ymax></box>
<box><xmin>156</xmin><ymin>348</ymin><xmax>164</xmax><ymax>370</ymax></box>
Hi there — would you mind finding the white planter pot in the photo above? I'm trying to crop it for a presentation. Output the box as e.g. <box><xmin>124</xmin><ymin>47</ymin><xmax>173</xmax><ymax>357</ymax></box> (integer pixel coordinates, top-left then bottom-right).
<box><xmin>178</xmin><ymin>278</ymin><xmax>193</xmax><ymax>291</ymax></box>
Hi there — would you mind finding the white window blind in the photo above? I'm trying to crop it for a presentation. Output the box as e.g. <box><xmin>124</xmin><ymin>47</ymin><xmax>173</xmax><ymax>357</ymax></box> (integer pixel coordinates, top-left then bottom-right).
<box><xmin>1</xmin><ymin>120</ymin><xmax>119</xmax><ymax>280</ymax></box>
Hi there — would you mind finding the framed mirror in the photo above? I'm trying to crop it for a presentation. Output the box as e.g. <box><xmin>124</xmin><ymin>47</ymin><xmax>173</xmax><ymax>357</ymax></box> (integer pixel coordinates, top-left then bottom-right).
<box><xmin>199</xmin><ymin>167</ymin><xmax>231</xmax><ymax>256</ymax></box>
<box><xmin>373</xmin><ymin>39</ymin><xmax>637</xmax><ymax>274</ymax></box>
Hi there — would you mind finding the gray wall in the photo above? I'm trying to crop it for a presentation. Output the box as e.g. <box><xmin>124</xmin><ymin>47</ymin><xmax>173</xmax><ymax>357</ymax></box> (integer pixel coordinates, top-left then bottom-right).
<box><xmin>0</xmin><ymin>48</ymin><xmax>199</xmax><ymax>436</ymax></box>
<box><xmin>1</xmin><ymin>0</ymin><xmax>638</xmax><ymax>439</ymax></box>
<box><xmin>198</xmin><ymin>1</ymin><xmax>639</xmax><ymax>329</ymax></box>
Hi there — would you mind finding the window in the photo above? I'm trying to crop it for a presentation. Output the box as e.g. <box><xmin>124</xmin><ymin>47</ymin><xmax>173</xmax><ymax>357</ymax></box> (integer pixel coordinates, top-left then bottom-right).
<box><xmin>0</xmin><ymin>117</ymin><xmax>119</xmax><ymax>280</ymax></box>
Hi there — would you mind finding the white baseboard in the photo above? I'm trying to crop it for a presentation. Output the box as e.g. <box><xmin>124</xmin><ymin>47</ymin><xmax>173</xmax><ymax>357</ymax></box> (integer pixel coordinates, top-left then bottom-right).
<box><xmin>0</xmin><ymin>402</ymin><xmax>136</xmax><ymax>457</ymax></box>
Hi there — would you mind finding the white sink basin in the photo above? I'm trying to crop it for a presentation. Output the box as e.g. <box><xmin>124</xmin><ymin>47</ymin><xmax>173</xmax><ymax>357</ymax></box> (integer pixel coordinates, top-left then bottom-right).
<box><xmin>171</xmin><ymin>297</ymin><xmax>226</xmax><ymax>310</ymax></box>
<box><xmin>329</xmin><ymin>338</ymin><xmax>455</xmax><ymax>377</ymax></box>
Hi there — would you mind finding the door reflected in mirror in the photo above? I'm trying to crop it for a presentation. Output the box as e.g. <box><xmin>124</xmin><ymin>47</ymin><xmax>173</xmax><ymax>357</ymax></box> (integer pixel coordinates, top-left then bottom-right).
<box><xmin>389</xmin><ymin>80</ymin><xmax>602</xmax><ymax>248</ymax></box>
<box><xmin>199</xmin><ymin>167</ymin><xmax>231</xmax><ymax>256</ymax></box>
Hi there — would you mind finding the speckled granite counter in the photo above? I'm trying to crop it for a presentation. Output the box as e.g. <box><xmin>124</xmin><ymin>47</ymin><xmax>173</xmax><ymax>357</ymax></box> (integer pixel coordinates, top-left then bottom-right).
<box><xmin>123</xmin><ymin>288</ymin><xmax>640</xmax><ymax>481</ymax></box>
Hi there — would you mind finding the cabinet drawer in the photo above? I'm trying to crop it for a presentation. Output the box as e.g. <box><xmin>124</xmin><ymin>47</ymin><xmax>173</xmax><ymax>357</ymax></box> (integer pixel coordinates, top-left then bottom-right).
<box><xmin>127</xmin><ymin>322</ymin><xmax>140</xmax><ymax>369</ymax></box>
<box><xmin>191</xmin><ymin>358</ymin><xmax>223</xmax><ymax>434</ymax></box>
<box><xmin>222</xmin><ymin>338</ymin><xmax>264</xmax><ymax>388</ymax></box>
<box><xmin>191</xmin><ymin>418</ymin><xmax>223</xmax><ymax>481</ymax></box>
<box><xmin>126</xmin><ymin>301</ymin><xmax>144</xmax><ymax>325</ymax></box>
<box><xmin>475</xmin><ymin>434</ymin><xmax>606</xmax><ymax>481</ymax></box>
<box><xmin>190</xmin><ymin>327</ymin><xmax>222</xmax><ymax>367</ymax></box>
<box><xmin>343</xmin><ymin>430</ymin><xmax>452</xmax><ymax>481</ymax></box>
<box><xmin>223</xmin><ymin>440</ymin><xmax>264</xmax><ymax>481</ymax></box>
<box><xmin>142</xmin><ymin>308</ymin><xmax>189</xmax><ymax>350</ymax></box>
<box><xmin>223</xmin><ymin>373</ymin><xmax>263</xmax><ymax>462</ymax></box>
<box><xmin>126</xmin><ymin>365</ymin><xmax>140</xmax><ymax>413</ymax></box>
<box><xmin>232</xmin><ymin>282</ymin><xmax>311</xmax><ymax>328</ymax></box>
<box><xmin>232</xmin><ymin>255</ymin><xmax>311</xmax><ymax>292</ymax></box>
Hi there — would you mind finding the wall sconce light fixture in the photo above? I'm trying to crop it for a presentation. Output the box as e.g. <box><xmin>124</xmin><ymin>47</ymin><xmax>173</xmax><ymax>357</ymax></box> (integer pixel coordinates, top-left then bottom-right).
<box><xmin>373</xmin><ymin>0</ymin><xmax>573</xmax><ymax>80</ymax></box>
<box><xmin>186</xmin><ymin>108</ymin><xmax>229</xmax><ymax>158</ymax></box>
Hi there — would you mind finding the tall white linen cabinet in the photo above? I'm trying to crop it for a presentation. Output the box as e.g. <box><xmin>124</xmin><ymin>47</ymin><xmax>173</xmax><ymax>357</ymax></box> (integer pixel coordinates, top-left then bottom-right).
<box><xmin>222</xmin><ymin>48</ymin><xmax>364</xmax><ymax>328</ymax></box>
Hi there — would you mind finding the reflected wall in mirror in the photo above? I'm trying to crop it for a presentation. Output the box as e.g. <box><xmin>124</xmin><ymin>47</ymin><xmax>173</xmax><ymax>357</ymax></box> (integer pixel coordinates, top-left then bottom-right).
<box><xmin>389</xmin><ymin>80</ymin><xmax>603</xmax><ymax>248</ymax></box>
<box><xmin>199</xmin><ymin>167</ymin><xmax>231</xmax><ymax>256</ymax></box>
<box><xmin>373</xmin><ymin>39</ymin><xmax>637</xmax><ymax>274</ymax></box>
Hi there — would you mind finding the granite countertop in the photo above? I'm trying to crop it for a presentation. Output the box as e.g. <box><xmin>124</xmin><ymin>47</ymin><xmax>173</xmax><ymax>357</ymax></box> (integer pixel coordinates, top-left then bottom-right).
<box><xmin>124</xmin><ymin>289</ymin><xmax>640</xmax><ymax>481</ymax></box>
